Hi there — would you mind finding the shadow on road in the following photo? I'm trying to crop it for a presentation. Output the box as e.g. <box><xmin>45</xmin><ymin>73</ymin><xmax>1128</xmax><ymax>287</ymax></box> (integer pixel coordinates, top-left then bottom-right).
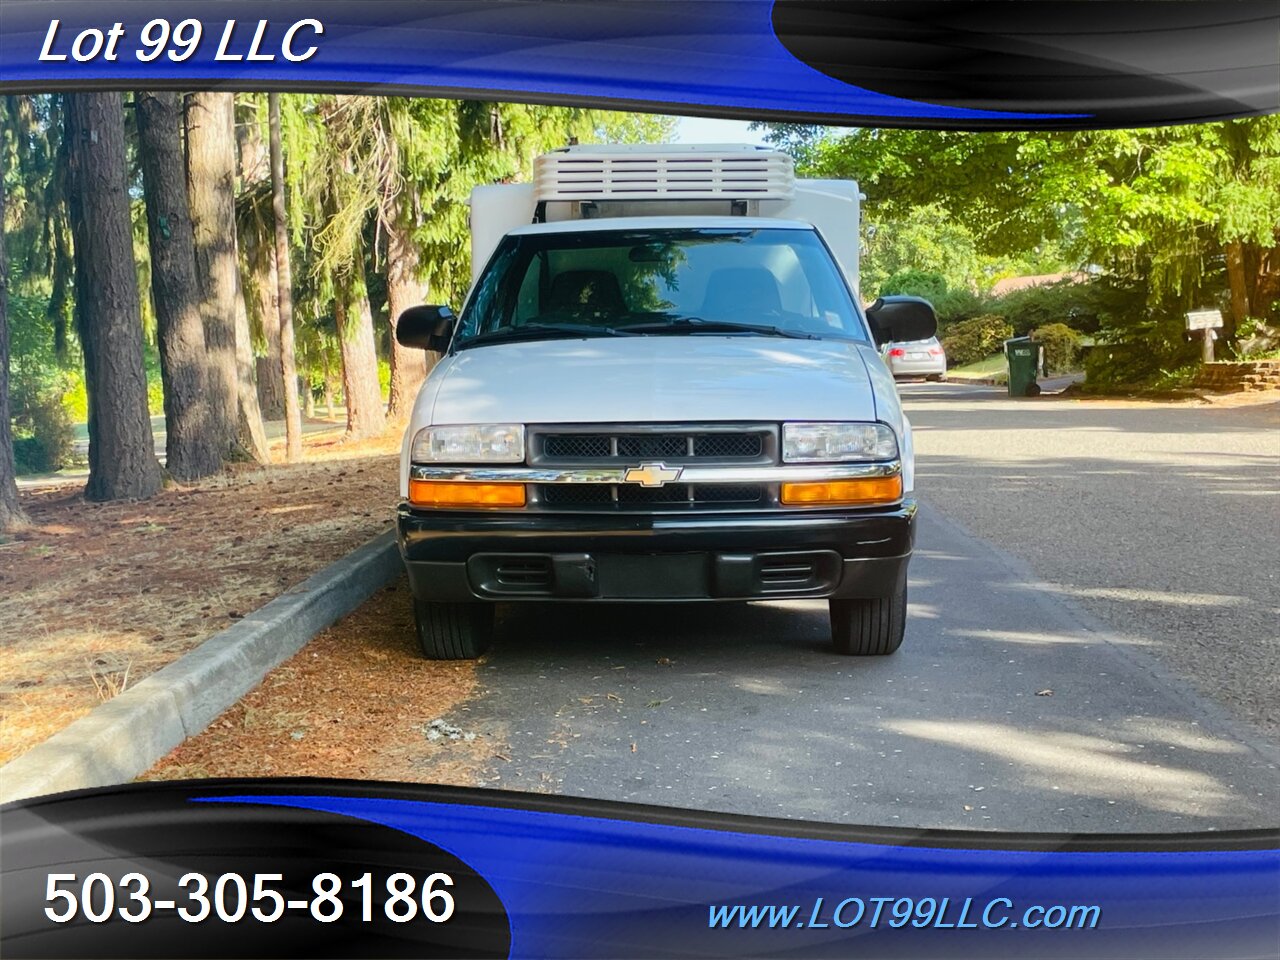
<box><xmin>459</xmin><ymin>505</ymin><xmax>1277</xmax><ymax>832</ymax></box>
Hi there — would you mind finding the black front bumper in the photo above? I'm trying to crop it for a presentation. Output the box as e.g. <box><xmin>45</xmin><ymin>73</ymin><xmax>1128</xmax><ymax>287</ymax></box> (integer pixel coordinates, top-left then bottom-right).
<box><xmin>398</xmin><ymin>501</ymin><xmax>915</xmax><ymax>602</ymax></box>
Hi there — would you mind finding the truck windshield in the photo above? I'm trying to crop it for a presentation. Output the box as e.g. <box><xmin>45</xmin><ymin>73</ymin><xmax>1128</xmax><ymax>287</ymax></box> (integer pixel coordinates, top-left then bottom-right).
<box><xmin>456</xmin><ymin>227</ymin><xmax>867</xmax><ymax>347</ymax></box>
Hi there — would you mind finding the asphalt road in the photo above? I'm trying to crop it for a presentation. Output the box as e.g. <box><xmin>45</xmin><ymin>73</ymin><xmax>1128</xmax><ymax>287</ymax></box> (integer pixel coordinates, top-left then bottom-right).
<box><xmin>907</xmin><ymin>381</ymin><xmax>1279</xmax><ymax>735</ymax></box>
<box><xmin>438</xmin><ymin>383</ymin><xmax>1280</xmax><ymax>833</ymax></box>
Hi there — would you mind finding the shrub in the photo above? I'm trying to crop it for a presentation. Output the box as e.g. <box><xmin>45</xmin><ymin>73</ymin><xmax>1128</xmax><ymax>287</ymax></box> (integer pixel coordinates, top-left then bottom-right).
<box><xmin>10</xmin><ymin>384</ymin><xmax>75</xmax><ymax>474</ymax></box>
<box><xmin>941</xmin><ymin>314</ymin><xmax>1014</xmax><ymax>366</ymax></box>
<box><xmin>142</xmin><ymin>344</ymin><xmax>166</xmax><ymax>416</ymax></box>
<box><xmin>1083</xmin><ymin>317</ymin><xmax>1200</xmax><ymax>390</ymax></box>
<box><xmin>995</xmin><ymin>280</ymin><xmax>1102</xmax><ymax>337</ymax></box>
<box><xmin>378</xmin><ymin>359</ymin><xmax>392</xmax><ymax>399</ymax></box>
<box><xmin>879</xmin><ymin>269</ymin><xmax>950</xmax><ymax>304</ymax></box>
<box><xmin>7</xmin><ymin>293</ymin><xmax>84</xmax><ymax>468</ymax></box>
<box><xmin>1031</xmin><ymin>323</ymin><xmax>1083</xmax><ymax>374</ymax></box>
<box><xmin>61</xmin><ymin>377</ymin><xmax>89</xmax><ymax>423</ymax></box>
<box><xmin>930</xmin><ymin>287</ymin><xmax>990</xmax><ymax>326</ymax></box>
<box><xmin>1080</xmin><ymin>276</ymin><xmax>1203</xmax><ymax>389</ymax></box>
<box><xmin>879</xmin><ymin>270</ymin><xmax>990</xmax><ymax>326</ymax></box>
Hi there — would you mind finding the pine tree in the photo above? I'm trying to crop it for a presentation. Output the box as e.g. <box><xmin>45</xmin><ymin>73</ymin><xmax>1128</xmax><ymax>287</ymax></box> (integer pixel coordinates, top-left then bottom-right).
<box><xmin>64</xmin><ymin>92</ymin><xmax>163</xmax><ymax>501</ymax></box>
<box><xmin>185</xmin><ymin>91</ymin><xmax>268</xmax><ymax>462</ymax></box>
<box><xmin>135</xmin><ymin>90</ymin><xmax>222</xmax><ymax>481</ymax></box>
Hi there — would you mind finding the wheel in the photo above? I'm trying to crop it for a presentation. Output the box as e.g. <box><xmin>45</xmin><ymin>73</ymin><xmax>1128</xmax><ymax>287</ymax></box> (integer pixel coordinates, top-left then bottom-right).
<box><xmin>829</xmin><ymin>590</ymin><xmax>907</xmax><ymax>656</ymax></box>
<box><xmin>414</xmin><ymin>599</ymin><xmax>494</xmax><ymax>659</ymax></box>
<box><xmin>927</xmin><ymin>373</ymin><xmax>947</xmax><ymax>382</ymax></box>
<box><xmin>1025</xmin><ymin>382</ymin><xmax>1042</xmax><ymax>397</ymax></box>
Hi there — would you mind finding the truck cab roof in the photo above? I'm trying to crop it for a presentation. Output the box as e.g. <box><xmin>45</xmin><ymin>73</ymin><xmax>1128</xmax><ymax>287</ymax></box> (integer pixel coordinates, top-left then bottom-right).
<box><xmin>505</xmin><ymin>216</ymin><xmax>816</xmax><ymax>237</ymax></box>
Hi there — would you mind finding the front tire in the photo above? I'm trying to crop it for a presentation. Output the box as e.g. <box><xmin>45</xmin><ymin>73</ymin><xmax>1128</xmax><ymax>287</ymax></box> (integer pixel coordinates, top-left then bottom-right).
<box><xmin>414</xmin><ymin>599</ymin><xmax>494</xmax><ymax>660</ymax></box>
<box><xmin>830</xmin><ymin>590</ymin><xmax>907</xmax><ymax>656</ymax></box>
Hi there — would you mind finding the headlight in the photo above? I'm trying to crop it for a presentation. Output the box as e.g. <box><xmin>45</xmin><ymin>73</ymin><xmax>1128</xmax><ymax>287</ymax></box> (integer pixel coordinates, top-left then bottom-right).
<box><xmin>782</xmin><ymin>422</ymin><xmax>898</xmax><ymax>462</ymax></box>
<box><xmin>411</xmin><ymin>424</ymin><xmax>525</xmax><ymax>463</ymax></box>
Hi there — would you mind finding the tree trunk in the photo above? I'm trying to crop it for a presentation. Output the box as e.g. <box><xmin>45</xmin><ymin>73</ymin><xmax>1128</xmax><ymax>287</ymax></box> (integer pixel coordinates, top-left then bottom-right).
<box><xmin>1255</xmin><ymin>243</ymin><xmax>1280</xmax><ymax>321</ymax></box>
<box><xmin>48</xmin><ymin>213</ymin><xmax>73</xmax><ymax>363</ymax></box>
<box><xmin>321</xmin><ymin>349</ymin><xmax>334</xmax><ymax>416</ymax></box>
<box><xmin>1223</xmin><ymin>240</ymin><xmax>1250</xmax><ymax>344</ymax></box>
<box><xmin>64</xmin><ymin>93</ymin><xmax>163</xmax><ymax>502</ymax></box>
<box><xmin>0</xmin><ymin>175</ymin><xmax>28</xmax><ymax>530</ymax></box>
<box><xmin>334</xmin><ymin>260</ymin><xmax>386</xmax><ymax>441</ymax></box>
<box><xmin>135</xmin><ymin>91</ymin><xmax>223</xmax><ymax>482</ymax></box>
<box><xmin>232</xmin><ymin>231</ymin><xmax>270</xmax><ymax>460</ymax></box>
<box><xmin>184</xmin><ymin>92</ymin><xmax>239</xmax><ymax>457</ymax></box>
<box><xmin>185</xmin><ymin>92</ymin><xmax>268</xmax><ymax>463</ymax></box>
<box><xmin>1242</xmin><ymin>241</ymin><xmax>1278</xmax><ymax>321</ymax></box>
<box><xmin>253</xmin><ymin>246</ymin><xmax>286</xmax><ymax>420</ymax></box>
<box><xmin>269</xmin><ymin>93</ymin><xmax>303</xmax><ymax>462</ymax></box>
<box><xmin>256</xmin><ymin>350</ymin><xmax>286</xmax><ymax>419</ymax></box>
<box><xmin>236</xmin><ymin>98</ymin><xmax>286</xmax><ymax>421</ymax></box>
<box><xmin>384</xmin><ymin>215</ymin><xmax>432</xmax><ymax>423</ymax></box>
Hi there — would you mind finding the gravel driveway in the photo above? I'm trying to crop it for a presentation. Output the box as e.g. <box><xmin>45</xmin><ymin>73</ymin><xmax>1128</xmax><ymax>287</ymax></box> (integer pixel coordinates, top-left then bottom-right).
<box><xmin>904</xmin><ymin>382</ymin><xmax>1280</xmax><ymax>735</ymax></box>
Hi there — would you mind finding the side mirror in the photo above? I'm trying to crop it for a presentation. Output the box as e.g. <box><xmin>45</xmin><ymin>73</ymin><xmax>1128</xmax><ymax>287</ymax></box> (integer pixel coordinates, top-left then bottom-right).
<box><xmin>397</xmin><ymin>305</ymin><xmax>456</xmax><ymax>352</ymax></box>
<box><xmin>866</xmin><ymin>295</ymin><xmax>938</xmax><ymax>346</ymax></box>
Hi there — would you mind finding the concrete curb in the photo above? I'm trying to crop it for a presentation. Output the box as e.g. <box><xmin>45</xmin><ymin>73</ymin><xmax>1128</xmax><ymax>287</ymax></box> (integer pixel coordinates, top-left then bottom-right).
<box><xmin>0</xmin><ymin>530</ymin><xmax>402</xmax><ymax>803</ymax></box>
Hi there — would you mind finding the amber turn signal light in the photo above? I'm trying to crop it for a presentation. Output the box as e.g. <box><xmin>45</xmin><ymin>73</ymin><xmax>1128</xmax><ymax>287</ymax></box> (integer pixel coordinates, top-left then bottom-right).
<box><xmin>409</xmin><ymin>479</ymin><xmax>526</xmax><ymax>508</ymax></box>
<box><xmin>781</xmin><ymin>475</ymin><xmax>903</xmax><ymax>506</ymax></box>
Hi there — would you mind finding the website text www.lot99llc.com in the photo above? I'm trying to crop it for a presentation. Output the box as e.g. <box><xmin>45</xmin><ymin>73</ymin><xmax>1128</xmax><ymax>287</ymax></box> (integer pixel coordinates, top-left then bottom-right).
<box><xmin>709</xmin><ymin>896</ymin><xmax>1102</xmax><ymax>931</ymax></box>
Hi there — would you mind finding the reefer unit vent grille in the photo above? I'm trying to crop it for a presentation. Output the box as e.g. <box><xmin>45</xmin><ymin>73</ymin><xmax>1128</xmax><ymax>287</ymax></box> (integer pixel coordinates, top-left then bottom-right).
<box><xmin>533</xmin><ymin>147</ymin><xmax>796</xmax><ymax>202</ymax></box>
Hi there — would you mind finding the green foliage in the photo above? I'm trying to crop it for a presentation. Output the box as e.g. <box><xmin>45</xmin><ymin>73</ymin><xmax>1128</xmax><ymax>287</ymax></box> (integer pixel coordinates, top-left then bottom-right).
<box><xmin>878</xmin><ymin>269</ymin><xmax>949</xmax><ymax>303</ymax></box>
<box><xmin>941</xmin><ymin>315</ymin><xmax>1014</xmax><ymax>367</ymax></box>
<box><xmin>996</xmin><ymin>280</ymin><xmax>1101</xmax><ymax>336</ymax></box>
<box><xmin>378</xmin><ymin>359</ymin><xmax>391</xmax><ymax>399</ymax></box>
<box><xmin>6</xmin><ymin>290</ymin><xmax>85</xmax><ymax>432</ymax></box>
<box><xmin>774</xmin><ymin>117</ymin><xmax>1280</xmax><ymax>339</ymax></box>
<box><xmin>859</xmin><ymin>203</ymin><xmax>1075</xmax><ymax>313</ymax></box>
<box><xmin>61</xmin><ymin>377</ymin><xmax>88</xmax><ymax>423</ymax></box>
<box><xmin>1030</xmin><ymin>323</ymin><xmax>1082</xmax><ymax>374</ymax></box>
<box><xmin>8</xmin><ymin>297</ymin><xmax>77</xmax><ymax>472</ymax></box>
<box><xmin>593</xmin><ymin>111</ymin><xmax>677</xmax><ymax>145</ymax></box>
<box><xmin>7</xmin><ymin>91</ymin><xmax>687</xmax><ymax>455</ymax></box>
<box><xmin>862</xmin><ymin>205</ymin><xmax>984</xmax><ymax>296</ymax></box>
<box><xmin>11</xmin><ymin>390</ymin><xmax>74</xmax><ymax>474</ymax></box>
<box><xmin>878</xmin><ymin>269</ymin><xmax>987</xmax><ymax>326</ymax></box>
<box><xmin>267</xmin><ymin>94</ymin><xmax>677</xmax><ymax>388</ymax></box>
<box><xmin>1083</xmin><ymin>300</ymin><xmax>1200</xmax><ymax>389</ymax></box>
<box><xmin>1235</xmin><ymin>318</ymin><xmax>1280</xmax><ymax>358</ymax></box>
<box><xmin>1147</xmin><ymin>364</ymin><xmax>1200</xmax><ymax>392</ymax></box>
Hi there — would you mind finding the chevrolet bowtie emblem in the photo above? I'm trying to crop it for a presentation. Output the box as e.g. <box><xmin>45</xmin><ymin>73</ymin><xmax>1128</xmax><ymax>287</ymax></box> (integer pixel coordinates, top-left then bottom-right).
<box><xmin>623</xmin><ymin>462</ymin><xmax>683</xmax><ymax>487</ymax></box>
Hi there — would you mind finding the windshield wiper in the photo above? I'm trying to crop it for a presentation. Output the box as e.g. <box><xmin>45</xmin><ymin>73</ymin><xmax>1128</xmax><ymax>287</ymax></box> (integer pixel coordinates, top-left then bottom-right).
<box><xmin>619</xmin><ymin>317</ymin><xmax>821</xmax><ymax>340</ymax></box>
<box><xmin>459</xmin><ymin>322</ymin><xmax>636</xmax><ymax>347</ymax></box>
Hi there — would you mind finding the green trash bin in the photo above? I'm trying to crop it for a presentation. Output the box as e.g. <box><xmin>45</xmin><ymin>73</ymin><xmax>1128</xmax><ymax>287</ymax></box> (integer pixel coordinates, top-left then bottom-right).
<box><xmin>1004</xmin><ymin>337</ymin><xmax>1043</xmax><ymax>397</ymax></box>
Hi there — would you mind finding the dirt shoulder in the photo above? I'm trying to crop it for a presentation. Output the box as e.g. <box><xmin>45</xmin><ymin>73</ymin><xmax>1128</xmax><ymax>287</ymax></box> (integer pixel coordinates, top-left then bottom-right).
<box><xmin>0</xmin><ymin>424</ymin><xmax>402</xmax><ymax>766</ymax></box>
<box><xmin>144</xmin><ymin>581</ymin><xmax>491</xmax><ymax>787</ymax></box>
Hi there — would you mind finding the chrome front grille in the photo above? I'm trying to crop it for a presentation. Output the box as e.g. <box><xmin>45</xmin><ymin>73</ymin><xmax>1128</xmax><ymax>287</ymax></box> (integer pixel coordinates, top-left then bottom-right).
<box><xmin>532</xmin><ymin>424</ymin><xmax>774</xmax><ymax>466</ymax></box>
<box><xmin>538</xmin><ymin>482</ymin><xmax>765</xmax><ymax>510</ymax></box>
<box><xmin>543</xmin><ymin>434</ymin><xmax>612</xmax><ymax>459</ymax></box>
<box><xmin>691</xmin><ymin>434</ymin><xmax>762</xmax><ymax>459</ymax></box>
<box><xmin>529</xmin><ymin>423</ymin><xmax>777</xmax><ymax>512</ymax></box>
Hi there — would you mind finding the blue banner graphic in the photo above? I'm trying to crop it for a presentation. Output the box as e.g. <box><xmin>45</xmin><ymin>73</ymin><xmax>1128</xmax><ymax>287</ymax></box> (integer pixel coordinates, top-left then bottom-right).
<box><xmin>3</xmin><ymin>1</ymin><xmax>1277</xmax><ymax>128</ymax></box>
<box><xmin>3</xmin><ymin>781</ymin><xmax>1276</xmax><ymax>958</ymax></box>
<box><xmin>209</xmin><ymin>791</ymin><xmax>1280</xmax><ymax>958</ymax></box>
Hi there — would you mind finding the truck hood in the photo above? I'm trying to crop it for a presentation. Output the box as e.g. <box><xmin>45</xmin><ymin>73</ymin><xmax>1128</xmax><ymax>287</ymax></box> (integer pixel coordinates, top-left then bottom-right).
<box><xmin>427</xmin><ymin>336</ymin><xmax>879</xmax><ymax>424</ymax></box>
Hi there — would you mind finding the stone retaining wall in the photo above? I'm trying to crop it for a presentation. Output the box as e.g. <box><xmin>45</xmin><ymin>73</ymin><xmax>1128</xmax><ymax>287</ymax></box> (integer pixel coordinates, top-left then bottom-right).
<box><xmin>1192</xmin><ymin>360</ymin><xmax>1280</xmax><ymax>393</ymax></box>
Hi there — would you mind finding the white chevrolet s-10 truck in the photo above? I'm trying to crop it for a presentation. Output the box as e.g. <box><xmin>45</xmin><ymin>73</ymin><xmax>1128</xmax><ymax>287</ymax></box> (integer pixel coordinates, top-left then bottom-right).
<box><xmin>394</xmin><ymin>144</ymin><xmax>937</xmax><ymax>659</ymax></box>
